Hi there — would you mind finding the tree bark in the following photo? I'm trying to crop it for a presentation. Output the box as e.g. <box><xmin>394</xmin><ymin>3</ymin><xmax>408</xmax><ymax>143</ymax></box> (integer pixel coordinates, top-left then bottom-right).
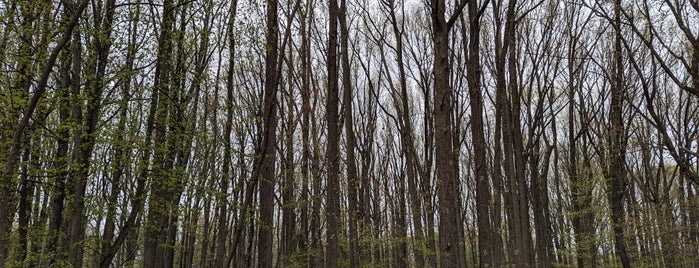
<box><xmin>465</xmin><ymin>1</ymin><xmax>502</xmax><ymax>267</ymax></box>
<box><xmin>340</xmin><ymin>0</ymin><xmax>360</xmax><ymax>266</ymax></box>
<box><xmin>430</xmin><ymin>0</ymin><xmax>467</xmax><ymax>267</ymax></box>
<box><xmin>257</xmin><ymin>0</ymin><xmax>279</xmax><ymax>266</ymax></box>
<box><xmin>607</xmin><ymin>1</ymin><xmax>631</xmax><ymax>266</ymax></box>
<box><xmin>326</xmin><ymin>0</ymin><xmax>341</xmax><ymax>266</ymax></box>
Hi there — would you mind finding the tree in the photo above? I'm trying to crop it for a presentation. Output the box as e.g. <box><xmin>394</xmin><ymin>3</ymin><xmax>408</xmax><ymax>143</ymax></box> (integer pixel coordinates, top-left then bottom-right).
<box><xmin>340</xmin><ymin>0</ymin><xmax>360</xmax><ymax>266</ymax></box>
<box><xmin>605</xmin><ymin>1</ymin><xmax>631</xmax><ymax>267</ymax></box>
<box><xmin>326</xmin><ymin>0</ymin><xmax>341</xmax><ymax>265</ymax></box>
<box><xmin>215</xmin><ymin>1</ymin><xmax>238</xmax><ymax>266</ymax></box>
<box><xmin>464</xmin><ymin>0</ymin><xmax>503</xmax><ymax>267</ymax></box>
<box><xmin>257</xmin><ymin>0</ymin><xmax>280</xmax><ymax>267</ymax></box>
<box><xmin>429</xmin><ymin>0</ymin><xmax>467</xmax><ymax>267</ymax></box>
<box><xmin>491</xmin><ymin>0</ymin><xmax>535</xmax><ymax>265</ymax></box>
<box><xmin>0</xmin><ymin>1</ymin><xmax>88</xmax><ymax>265</ymax></box>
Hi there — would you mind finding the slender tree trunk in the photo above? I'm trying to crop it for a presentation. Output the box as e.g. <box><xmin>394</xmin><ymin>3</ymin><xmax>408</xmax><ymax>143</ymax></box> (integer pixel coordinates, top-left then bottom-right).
<box><xmin>143</xmin><ymin>0</ymin><xmax>176</xmax><ymax>266</ymax></box>
<box><xmin>16</xmin><ymin>143</ymin><xmax>32</xmax><ymax>263</ymax></box>
<box><xmin>607</xmin><ymin>1</ymin><xmax>631</xmax><ymax>267</ymax></box>
<box><xmin>339</xmin><ymin>1</ymin><xmax>361</xmax><ymax>266</ymax></box>
<box><xmin>494</xmin><ymin>0</ymin><xmax>535</xmax><ymax>265</ymax></box>
<box><xmin>326</xmin><ymin>0</ymin><xmax>341</xmax><ymax>266</ymax></box>
<box><xmin>44</xmin><ymin>6</ymin><xmax>75</xmax><ymax>261</ymax></box>
<box><xmin>465</xmin><ymin>1</ymin><xmax>502</xmax><ymax>267</ymax></box>
<box><xmin>507</xmin><ymin>2</ymin><xmax>534</xmax><ymax>264</ymax></box>
<box><xmin>62</xmin><ymin>14</ymin><xmax>85</xmax><ymax>265</ymax></box>
<box><xmin>101</xmin><ymin>22</ymin><xmax>128</xmax><ymax>266</ymax></box>
<box><xmin>298</xmin><ymin>1</ymin><xmax>314</xmax><ymax>263</ymax></box>
<box><xmin>66</xmin><ymin>0</ymin><xmax>116</xmax><ymax>265</ymax></box>
<box><xmin>382</xmin><ymin>1</ymin><xmax>427</xmax><ymax>266</ymax></box>
<box><xmin>216</xmin><ymin>2</ymin><xmax>238</xmax><ymax>267</ymax></box>
<box><xmin>357</xmin><ymin>58</ymin><xmax>377</xmax><ymax>264</ymax></box>
<box><xmin>280</xmin><ymin>78</ymin><xmax>297</xmax><ymax>266</ymax></box>
<box><xmin>257</xmin><ymin>0</ymin><xmax>279</xmax><ymax>266</ymax></box>
<box><xmin>311</xmin><ymin>107</ymin><xmax>323</xmax><ymax>266</ymax></box>
<box><xmin>97</xmin><ymin>3</ymin><xmax>142</xmax><ymax>265</ymax></box>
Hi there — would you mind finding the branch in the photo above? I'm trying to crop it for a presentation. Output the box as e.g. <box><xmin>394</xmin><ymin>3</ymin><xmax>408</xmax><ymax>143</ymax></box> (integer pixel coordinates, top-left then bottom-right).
<box><xmin>447</xmin><ymin>0</ymin><xmax>469</xmax><ymax>29</ymax></box>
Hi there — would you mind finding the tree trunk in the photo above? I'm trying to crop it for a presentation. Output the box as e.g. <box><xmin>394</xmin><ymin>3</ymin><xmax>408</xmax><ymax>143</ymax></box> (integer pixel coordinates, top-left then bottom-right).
<box><xmin>66</xmin><ymin>0</ymin><xmax>116</xmax><ymax>265</ymax></box>
<box><xmin>326</xmin><ymin>0</ymin><xmax>342</xmax><ymax>266</ymax></box>
<box><xmin>430</xmin><ymin>0</ymin><xmax>466</xmax><ymax>267</ymax></box>
<box><xmin>607</xmin><ymin>1</ymin><xmax>631</xmax><ymax>266</ymax></box>
<box><xmin>465</xmin><ymin>1</ymin><xmax>502</xmax><ymax>267</ymax></box>
<box><xmin>143</xmin><ymin>0</ymin><xmax>176</xmax><ymax>266</ymax></box>
<box><xmin>257</xmin><ymin>0</ymin><xmax>279</xmax><ymax>266</ymax></box>
<box><xmin>339</xmin><ymin>0</ymin><xmax>360</xmax><ymax>266</ymax></box>
<box><xmin>299</xmin><ymin>2</ymin><xmax>313</xmax><ymax>263</ymax></box>
<box><xmin>215</xmin><ymin>2</ymin><xmax>237</xmax><ymax>267</ymax></box>
<box><xmin>97</xmin><ymin>3</ymin><xmax>143</xmax><ymax>265</ymax></box>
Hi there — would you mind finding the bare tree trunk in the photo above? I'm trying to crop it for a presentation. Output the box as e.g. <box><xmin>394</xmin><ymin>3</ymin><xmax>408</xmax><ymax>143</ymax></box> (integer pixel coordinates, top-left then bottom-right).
<box><xmin>215</xmin><ymin>2</ymin><xmax>238</xmax><ymax>267</ymax></box>
<box><xmin>465</xmin><ymin>1</ymin><xmax>502</xmax><ymax>267</ymax></box>
<box><xmin>506</xmin><ymin>2</ymin><xmax>534</xmax><ymax>265</ymax></box>
<box><xmin>430</xmin><ymin>0</ymin><xmax>467</xmax><ymax>267</ymax></box>
<box><xmin>280</xmin><ymin>75</ymin><xmax>297</xmax><ymax>266</ymax></box>
<box><xmin>339</xmin><ymin>0</ymin><xmax>360</xmax><ymax>266</ymax></box>
<box><xmin>381</xmin><ymin>1</ymin><xmax>425</xmax><ymax>266</ymax></box>
<box><xmin>257</xmin><ymin>0</ymin><xmax>279</xmax><ymax>266</ymax></box>
<box><xmin>493</xmin><ymin>0</ymin><xmax>535</xmax><ymax>265</ymax></box>
<box><xmin>357</xmin><ymin>53</ymin><xmax>378</xmax><ymax>264</ymax></box>
<box><xmin>101</xmin><ymin>3</ymin><xmax>131</xmax><ymax>261</ymax></box>
<box><xmin>326</xmin><ymin>0</ymin><xmax>342</xmax><ymax>266</ymax></box>
<box><xmin>311</xmin><ymin>103</ymin><xmax>324</xmax><ymax>267</ymax></box>
<box><xmin>607</xmin><ymin>1</ymin><xmax>631</xmax><ymax>267</ymax></box>
<box><xmin>299</xmin><ymin>1</ymin><xmax>313</xmax><ymax>263</ymax></box>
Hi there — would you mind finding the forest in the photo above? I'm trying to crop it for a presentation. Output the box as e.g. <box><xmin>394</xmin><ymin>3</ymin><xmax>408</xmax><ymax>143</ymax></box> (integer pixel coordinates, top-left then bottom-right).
<box><xmin>0</xmin><ymin>0</ymin><xmax>698</xmax><ymax>267</ymax></box>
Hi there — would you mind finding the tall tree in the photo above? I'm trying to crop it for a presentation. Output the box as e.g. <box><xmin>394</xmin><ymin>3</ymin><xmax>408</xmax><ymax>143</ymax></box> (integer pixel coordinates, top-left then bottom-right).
<box><xmin>464</xmin><ymin>0</ymin><xmax>503</xmax><ymax>267</ymax></box>
<box><xmin>565</xmin><ymin>2</ymin><xmax>597</xmax><ymax>266</ymax></box>
<box><xmin>326</xmin><ymin>0</ymin><xmax>341</xmax><ymax>266</ymax></box>
<box><xmin>492</xmin><ymin>0</ymin><xmax>534</xmax><ymax>265</ymax></box>
<box><xmin>64</xmin><ymin>0</ymin><xmax>117</xmax><ymax>265</ymax></box>
<box><xmin>216</xmin><ymin>1</ymin><xmax>238</xmax><ymax>266</ymax></box>
<box><xmin>429</xmin><ymin>0</ymin><xmax>467</xmax><ymax>267</ymax></box>
<box><xmin>257</xmin><ymin>0</ymin><xmax>280</xmax><ymax>266</ymax></box>
<box><xmin>142</xmin><ymin>0</ymin><xmax>177</xmax><ymax>266</ymax></box>
<box><xmin>379</xmin><ymin>0</ymin><xmax>425</xmax><ymax>266</ymax></box>
<box><xmin>606</xmin><ymin>0</ymin><xmax>631</xmax><ymax>266</ymax></box>
<box><xmin>339</xmin><ymin>0</ymin><xmax>360</xmax><ymax>266</ymax></box>
<box><xmin>98</xmin><ymin>2</ymin><xmax>141</xmax><ymax>266</ymax></box>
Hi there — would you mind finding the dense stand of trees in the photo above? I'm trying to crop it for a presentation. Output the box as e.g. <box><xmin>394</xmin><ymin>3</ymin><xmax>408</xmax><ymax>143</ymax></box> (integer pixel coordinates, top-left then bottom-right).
<box><xmin>0</xmin><ymin>0</ymin><xmax>698</xmax><ymax>267</ymax></box>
